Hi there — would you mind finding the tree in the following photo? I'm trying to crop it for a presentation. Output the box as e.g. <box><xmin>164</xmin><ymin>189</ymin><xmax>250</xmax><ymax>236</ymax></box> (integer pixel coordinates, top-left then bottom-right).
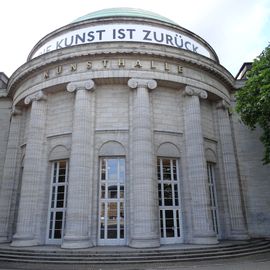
<box><xmin>235</xmin><ymin>44</ymin><xmax>270</xmax><ymax>164</ymax></box>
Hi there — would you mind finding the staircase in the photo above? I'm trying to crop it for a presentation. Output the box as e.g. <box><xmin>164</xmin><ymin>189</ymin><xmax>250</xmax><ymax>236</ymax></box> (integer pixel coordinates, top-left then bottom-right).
<box><xmin>0</xmin><ymin>239</ymin><xmax>270</xmax><ymax>264</ymax></box>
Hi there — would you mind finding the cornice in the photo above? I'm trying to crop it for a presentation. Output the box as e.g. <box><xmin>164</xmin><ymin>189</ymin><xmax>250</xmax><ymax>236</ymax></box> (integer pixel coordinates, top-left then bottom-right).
<box><xmin>7</xmin><ymin>44</ymin><xmax>235</xmax><ymax>96</ymax></box>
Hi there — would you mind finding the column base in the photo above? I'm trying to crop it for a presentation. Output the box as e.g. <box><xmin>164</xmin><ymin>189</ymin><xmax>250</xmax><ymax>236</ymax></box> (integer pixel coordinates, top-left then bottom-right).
<box><xmin>0</xmin><ymin>236</ymin><xmax>9</xmax><ymax>243</ymax></box>
<box><xmin>11</xmin><ymin>233</ymin><xmax>38</xmax><ymax>247</ymax></box>
<box><xmin>192</xmin><ymin>236</ymin><xmax>219</xmax><ymax>245</ymax></box>
<box><xmin>61</xmin><ymin>235</ymin><xmax>92</xmax><ymax>249</ymax></box>
<box><xmin>228</xmin><ymin>231</ymin><xmax>250</xmax><ymax>240</ymax></box>
<box><xmin>129</xmin><ymin>237</ymin><xmax>160</xmax><ymax>248</ymax></box>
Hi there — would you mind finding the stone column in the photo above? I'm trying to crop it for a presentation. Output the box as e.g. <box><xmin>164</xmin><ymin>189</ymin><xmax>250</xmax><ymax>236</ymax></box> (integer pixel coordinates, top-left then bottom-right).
<box><xmin>0</xmin><ymin>107</ymin><xmax>22</xmax><ymax>243</ymax></box>
<box><xmin>11</xmin><ymin>91</ymin><xmax>47</xmax><ymax>246</ymax></box>
<box><xmin>61</xmin><ymin>79</ymin><xmax>95</xmax><ymax>249</ymax></box>
<box><xmin>216</xmin><ymin>100</ymin><xmax>248</xmax><ymax>239</ymax></box>
<box><xmin>184</xmin><ymin>86</ymin><xmax>217</xmax><ymax>244</ymax></box>
<box><xmin>128</xmin><ymin>78</ymin><xmax>160</xmax><ymax>248</ymax></box>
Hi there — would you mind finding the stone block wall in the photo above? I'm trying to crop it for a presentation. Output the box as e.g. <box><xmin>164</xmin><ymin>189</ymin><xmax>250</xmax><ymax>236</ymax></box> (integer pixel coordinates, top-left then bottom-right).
<box><xmin>232</xmin><ymin>109</ymin><xmax>270</xmax><ymax>237</ymax></box>
<box><xmin>47</xmin><ymin>90</ymin><xmax>74</xmax><ymax>136</ymax></box>
<box><xmin>95</xmin><ymin>85</ymin><xmax>129</xmax><ymax>130</ymax></box>
<box><xmin>201</xmin><ymin>99</ymin><xmax>215</xmax><ymax>140</ymax></box>
<box><xmin>152</xmin><ymin>87</ymin><xmax>183</xmax><ymax>133</ymax></box>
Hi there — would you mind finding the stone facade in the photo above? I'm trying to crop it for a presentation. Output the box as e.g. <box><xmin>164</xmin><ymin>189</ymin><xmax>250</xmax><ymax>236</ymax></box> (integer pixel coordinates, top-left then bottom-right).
<box><xmin>0</xmin><ymin>9</ymin><xmax>270</xmax><ymax>249</ymax></box>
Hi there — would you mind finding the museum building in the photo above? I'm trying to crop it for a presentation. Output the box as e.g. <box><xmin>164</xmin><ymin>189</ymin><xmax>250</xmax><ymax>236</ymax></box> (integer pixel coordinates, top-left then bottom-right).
<box><xmin>0</xmin><ymin>8</ymin><xmax>270</xmax><ymax>249</ymax></box>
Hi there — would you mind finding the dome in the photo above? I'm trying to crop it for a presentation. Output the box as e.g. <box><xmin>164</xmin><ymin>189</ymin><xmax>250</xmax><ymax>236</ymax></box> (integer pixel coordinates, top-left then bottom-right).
<box><xmin>73</xmin><ymin>7</ymin><xmax>178</xmax><ymax>26</ymax></box>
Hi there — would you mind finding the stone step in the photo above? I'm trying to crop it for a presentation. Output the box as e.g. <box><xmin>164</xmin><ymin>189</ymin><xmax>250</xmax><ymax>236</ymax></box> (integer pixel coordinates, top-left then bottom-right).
<box><xmin>1</xmin><ymin>243</ymin><xmax>269</xmax><ymax>258</ymax></box>
<box><xmin>0</xmin><ymin>239</ymin><xmax>269</xmax><ymax>264</ymax></box>
<box><xmin>0</xmin><ymin>238</ymin><xmax>265</xmax><ymax>254</ymax></box>
<box><xmin>0</xmin><ymin>239</ymin><xmax>267</xmax><ymax>256</ymax></box>
<box><xmin>1</xmin><ymin>249</ymin><xmax>270</xmax><ymax>265</ymax></box>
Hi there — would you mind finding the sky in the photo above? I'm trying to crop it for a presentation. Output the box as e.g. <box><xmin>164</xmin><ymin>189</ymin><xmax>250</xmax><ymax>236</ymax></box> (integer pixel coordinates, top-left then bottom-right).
<box><xmin>1</xmin><ymin>0</ymin><xmax>270</xmax><ymax>77</ymax></box>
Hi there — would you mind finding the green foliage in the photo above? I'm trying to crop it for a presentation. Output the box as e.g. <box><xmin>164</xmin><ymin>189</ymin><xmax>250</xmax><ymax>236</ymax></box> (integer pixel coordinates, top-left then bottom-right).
<box><xmin>235</xmin><ymin>44</ymin><xmax>270</xmax><ymax>164</ymax></box>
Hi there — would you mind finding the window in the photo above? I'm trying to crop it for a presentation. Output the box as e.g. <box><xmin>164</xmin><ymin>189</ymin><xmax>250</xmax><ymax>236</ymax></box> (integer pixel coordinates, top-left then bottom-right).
<box><xmin>207</xmin><ymin>162</ymin><xmax>219</xmax><ymax>236</ymax></box>
<box><xmin>99</xmin><ymin>158</ymin><xmax>125</xmax><ymax>244</ymax></box>
<box><xmin>47</xmin><ymin>160</ymin><xmax>68</xmax><ymax>243</ymax></box>
<box><xmin>158</xmin><ymin>158</ymin><xmax>182</xmax><ymax>243</ymax></box>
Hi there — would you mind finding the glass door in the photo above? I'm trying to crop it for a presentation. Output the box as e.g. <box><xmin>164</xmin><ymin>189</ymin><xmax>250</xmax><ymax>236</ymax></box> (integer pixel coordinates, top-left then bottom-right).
<box><xmin>99</xmin><ymin>158</ymin><xmax>125</xmax><ymax>245</ymax></box>
<box><xmin>207</xmin><ymin>162</ymin><xmax>220</xmax><ymax>237</ymax></box>
<box><xmin>158</xmin><ymin>158</ymin><xmax>183</xmax><ymax>244</ymax></box>
<box><xmin>46</xmin><ymin>160</ymin><xmax>68</xmax><ymax>244</ymax></box>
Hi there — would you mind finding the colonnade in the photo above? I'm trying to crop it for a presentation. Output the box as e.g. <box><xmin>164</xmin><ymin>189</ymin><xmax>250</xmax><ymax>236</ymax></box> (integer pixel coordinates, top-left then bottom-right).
<box><xmin>0</xmin><ymin>78</ymin><xmax>248</xmax><ymax>247</ymax></box>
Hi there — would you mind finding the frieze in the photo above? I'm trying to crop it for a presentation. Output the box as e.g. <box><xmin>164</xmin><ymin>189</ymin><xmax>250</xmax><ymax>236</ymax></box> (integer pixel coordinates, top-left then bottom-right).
<box><xmin>43</xmin><ymin>59</ymin><xmax>184</xmax><ymax>80</ymax></box>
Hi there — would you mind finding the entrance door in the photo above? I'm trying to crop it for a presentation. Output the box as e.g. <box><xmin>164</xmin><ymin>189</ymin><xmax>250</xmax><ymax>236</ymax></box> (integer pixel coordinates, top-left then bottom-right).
<box><xmin>98</xmin><ymin>158</ymin><xmax>125</xmax><ymax>245</ymax></box>
<box><xmin>207</xmin><ymin>162</ymin><xmax>220</xmax><ymax>237</ymax></box>
<box><xmin>46</xmin><ymin>160</ymin><xmax>68</xmax><ymax>244</ymax></box>
<box><xmin>158</xmin><ymin>158</ymin><xmax>183</xmax><ymax>244</ymax></box>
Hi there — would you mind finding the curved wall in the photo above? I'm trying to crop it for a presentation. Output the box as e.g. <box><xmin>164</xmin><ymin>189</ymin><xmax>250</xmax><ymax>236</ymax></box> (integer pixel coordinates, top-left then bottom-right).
<box><xmin>1</xmin><ymin>9</ymin><xmax>267</xmax><ymax>249</ymax></box>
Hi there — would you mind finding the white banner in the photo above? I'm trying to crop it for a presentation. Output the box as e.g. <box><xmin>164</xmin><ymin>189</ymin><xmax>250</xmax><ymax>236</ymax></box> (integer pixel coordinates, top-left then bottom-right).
<box><xmin>31</xmin><ymin>23</ymin><xmax>211</xmax><ymax>59</ymax></box>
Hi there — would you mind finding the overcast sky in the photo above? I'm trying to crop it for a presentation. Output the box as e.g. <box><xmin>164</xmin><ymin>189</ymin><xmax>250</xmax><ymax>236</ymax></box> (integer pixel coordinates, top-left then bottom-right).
<box><xmin>1</xmin><ymin>0</ymin><xmax>270</xmax><ymax>77</ymax></box>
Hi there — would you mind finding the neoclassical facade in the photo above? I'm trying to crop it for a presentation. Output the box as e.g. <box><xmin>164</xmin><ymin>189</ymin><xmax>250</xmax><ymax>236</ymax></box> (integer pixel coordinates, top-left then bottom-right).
<box><xmin>0</xmin><ymin>8</ymin><xmax>270</xmax><ymax>249</ymax></box>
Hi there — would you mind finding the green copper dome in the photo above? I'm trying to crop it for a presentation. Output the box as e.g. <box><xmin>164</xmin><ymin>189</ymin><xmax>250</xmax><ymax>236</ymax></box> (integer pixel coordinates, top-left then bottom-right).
<box><xmin>73</xmin><ymin>7</ymin><xmax>178</xmax><ymax>25</ymax></box>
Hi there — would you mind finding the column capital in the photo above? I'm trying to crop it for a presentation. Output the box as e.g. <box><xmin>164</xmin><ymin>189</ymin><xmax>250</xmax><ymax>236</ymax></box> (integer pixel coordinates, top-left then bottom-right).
<box><xmin>128</xmin><ymin>78</ymin><xmax>157</xmax><ymax>90</ymax></box>
<box><xmin>24</xmin><ymin>91</ymin><xmax>47</xmax><ymax>105</ymax></box>
<box><xmin>184</xmin><ymin>86</ymin><xmax>208</xmax><ymax>99</ymax></box>
<box><xmin>216</xmin><ymin>99</ymin><xmax>230</xmax><ymax>110</ymax></box>
<box><xmin>67</xmin><ymin>79</ymin><xmax>95</xmax><ymax>93</ymax></box>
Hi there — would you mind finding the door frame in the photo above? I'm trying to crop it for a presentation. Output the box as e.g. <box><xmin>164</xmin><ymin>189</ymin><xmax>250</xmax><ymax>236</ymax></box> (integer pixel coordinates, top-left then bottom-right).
<box><xmin>98</xmin><ymin>157</ymin><xmax>126</xmax><ymax>246</ymax></box>
<box><xmin>158</xmin><ymin>157</ymin><xmax>184</xmax><ymax>244</ymax></box>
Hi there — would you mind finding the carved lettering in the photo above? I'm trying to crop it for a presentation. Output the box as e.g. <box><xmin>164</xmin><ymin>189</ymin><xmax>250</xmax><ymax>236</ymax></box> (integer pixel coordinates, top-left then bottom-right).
<box><xmin>178</xmin><ymin>65</ymin><xmax>183</xmax><ymax>73</ymax></box>
<box><xmin>103</xmin><ymin>60</ymin><xmax>108</xmax><ymax>68</ymax></box>
<box><xmin>44</xmin><ymin>71</ymin><xmax>49</xmax><ymax>79</ymax></box>
<box><xmin>134</xmin><ymin>60</ymin><xmax>142</xmax><ymax>68</ymax></box>
<box><xmin>118</xmin><ymin>59</ymin><xmax>125</xmax><ymax>67</ymax></box>
<box><xmin>71</xmin><ymin>63</ymin><xmax>77</xmax><ymax>71</ymax></box>
<box><xmin>164</xmin><ymin>62</ymin><xmax>170</xmax><ymax>71</ymax></box>
<box><xmin>57</xmin><ymin>65</ymin><xmax>62</xmax><ymax>74</ymax></box>
<box><xmin>86</xmin><ymin>61</ymin><xmax>92</xmax><ymax>69</ymax></box>
<box><xmin>41</xmin><ymin>59</ymin><xmax>184</xmax><ymax>81</ymax></box>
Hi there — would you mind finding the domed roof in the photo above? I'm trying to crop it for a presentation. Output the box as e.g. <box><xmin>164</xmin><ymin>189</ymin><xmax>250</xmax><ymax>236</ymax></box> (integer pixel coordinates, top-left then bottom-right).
<box><xmin>73</xmin><ymin>7</ymin><xmax>178</xmax><ymax>26</ymax></box>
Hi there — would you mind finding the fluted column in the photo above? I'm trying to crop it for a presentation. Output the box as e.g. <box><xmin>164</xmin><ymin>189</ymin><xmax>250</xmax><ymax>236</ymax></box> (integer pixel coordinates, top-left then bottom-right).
<box><xmin>184</xmin><ymin>86</ymin><xmax>218</xmax><ymax>244</ymax></box>
<box><xmin>61</xmin><ymin>79</ymin><xmax>95</xmax><ymax>249</ymax></box>
<box><xmin>216</xmin><ymin>100</ymin><xmax>248</xmax><ymax>239</ymax></box>
<box><xmin>0</xmin><ymin>107</ymin><xmax>22</xmax><ymax>243</ymax></box>
<box><xmin>11</xmin><ymin>91</ymin><xmax>47</xmax><ymax>247</ymax></box>
<box><xmin>128</xmin><ymin>78</ymin><xmax>160</xmax><ymax>248</ymax></box>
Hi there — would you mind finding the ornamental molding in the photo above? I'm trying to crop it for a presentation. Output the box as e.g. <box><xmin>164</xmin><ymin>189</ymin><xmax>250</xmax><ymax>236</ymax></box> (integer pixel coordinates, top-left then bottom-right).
<box><xmin>128</xmin><ymin>78</ymin><xmax>157</xmax><ymax>90</ymax></box>
<box><xmin>66</xmin><ymin>79</ymin><xmax>95</xmax><ymax>93</ymax></box>
<box><xmin>184</xmin><ymin>86</ymin><xmax>208</xmax><ymax>99</ymax></box>
<box><xmin>24</xmin><ymin>90</ymin><xmax>47</xmax><ymax>105</ymax></box>
<box><xmin>7</xmin><ymin>47</ymin><xmax>235</xmax><ymax>95</ymax></box>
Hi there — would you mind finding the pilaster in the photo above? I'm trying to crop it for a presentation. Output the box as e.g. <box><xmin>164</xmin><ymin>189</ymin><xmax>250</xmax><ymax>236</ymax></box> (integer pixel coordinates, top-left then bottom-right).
<box><xmin>61</xmin><ymin>79</ymin><xmax>95</xmax><ymax>249</ymax></box>
<box><xmin>0</xmin><ymin>107</ymin><xmax>22</xmax><ymax>243</ymax></box>
<box><xmin>128</xmin><ymin>78</ymin><xmax>160</xmax><ymax>248</ymax></box>
<box><xmin>216</xmin><ymin>100</ymin><xmax>249</xmax><ymax>239</ymax></box>
<box><xmin>184</xmin><ymin>86</ymin><xmax>218</xmax><ymax>244</ymax></box>
<box><xmin>11</xmin><ymin>91</ymin><xmax>47</xmax><ymax>246</ymax></box>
